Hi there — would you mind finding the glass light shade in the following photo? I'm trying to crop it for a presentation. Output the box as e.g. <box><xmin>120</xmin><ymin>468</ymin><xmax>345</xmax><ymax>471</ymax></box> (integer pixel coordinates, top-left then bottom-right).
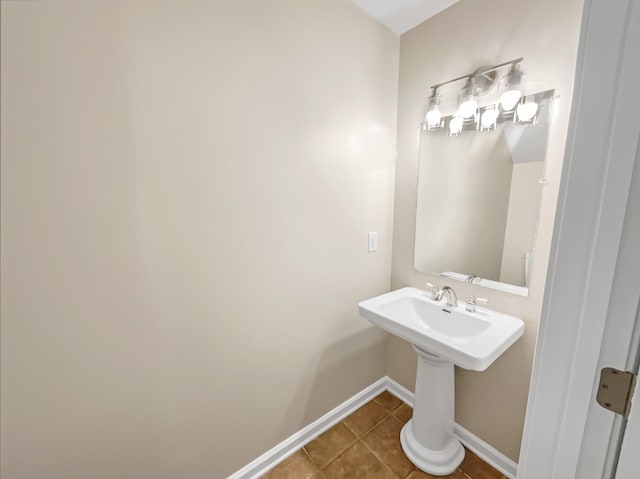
<box><xmin>449</xmin><ymin>116</ymin><xmax>463</xmax><ymax>136</ymax></box>
<box><xmin>458</xmin><ymin>99</ymin><xmax>477</xmax><ymax>119</ymax></box>
<box><xmin>516</xmin><ymin>101</ymin><xmax>539</xmax><ymax>121</ymax></box>
<box><xmin>500</xmin><ymin>90</ymin><xmax>522</xmax><ymax>111</ymax></box>
<box><xmin>458</xmin><ymin>82</ymin><xmax>477</xmax><ymax>119</ymax></box>
<box><xmin>481</xmin><ymin>108</ymin><xmax>499</xmax><ymax>128</ymax></box>
<box><xmin>424</xmin><ymin>90</ymin><xmax>442</xmax><ymax>129</ymax></box>
<box><xmin>499</xmin><ymin>65</ymin><xmax>526</xmax><ymax>111</ymax></box>
<box><xmin>426</xmin><ymin>107</ymin><xmax>442</xmax><ymax>127</ymax></box>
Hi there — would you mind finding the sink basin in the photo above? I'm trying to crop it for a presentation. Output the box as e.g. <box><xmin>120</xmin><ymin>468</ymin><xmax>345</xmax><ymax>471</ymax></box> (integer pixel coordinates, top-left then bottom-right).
<box><xmin>358</xmin><ymin>287</ymin><xmax>524</xmax><ymax>371</ymax></box>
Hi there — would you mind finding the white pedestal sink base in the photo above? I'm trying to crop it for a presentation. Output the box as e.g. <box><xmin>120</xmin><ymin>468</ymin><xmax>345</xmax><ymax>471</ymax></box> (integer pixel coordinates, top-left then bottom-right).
<box><xmin>400</xmin><ymin>422</ymin><xmax>464</xmax><ymax>476</ymax></box>
<box><xmin>400</xmin><ymin>345</ymin><xmax>465</xmax><ymax>476</ymax></box>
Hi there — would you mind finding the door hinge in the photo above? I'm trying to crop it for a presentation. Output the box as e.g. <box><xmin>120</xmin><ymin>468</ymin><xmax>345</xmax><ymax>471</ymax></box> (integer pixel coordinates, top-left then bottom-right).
<box><xmin>596</xmin><ymin>367</ymin><xmax>637</xmax><ymax>418</ymax></box>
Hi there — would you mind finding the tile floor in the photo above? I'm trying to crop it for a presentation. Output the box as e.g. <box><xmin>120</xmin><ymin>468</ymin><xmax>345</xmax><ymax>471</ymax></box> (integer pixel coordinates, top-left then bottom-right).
<box><xmin>261</xmin><ymin>391</ymin><xmax>507</xmax><ymax>479</ymax></box>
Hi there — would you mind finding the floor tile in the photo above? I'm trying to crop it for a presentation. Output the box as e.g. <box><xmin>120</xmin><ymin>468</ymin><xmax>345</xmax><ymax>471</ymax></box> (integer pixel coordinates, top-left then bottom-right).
<box><xmin>362</xmin><ymin>416</ymin><xmax>414</xmax><ymax>478</ymax></box>
<box><xmin>406</xmin><ymin>468</ymin><xmax>467</xmax><ymax>478</ymax></box>
<box><xmin>393</xmin><ymin>403</ymin><xmax>413</xmax><ymax>424</ymax></box>
<box><xmin>373</xmin><ymin>391</ymin><xmax>405</xmax><ymax>412</ymax></box>
<box><xmin>322</xmin><ymin>441</ymin><xmax>397</xmax><ymax>479</ymax></box>
<box><xmin>261</xmin><ymin>449</ymin><xmax>319</xmax><ymax>479</ymax></box>
<box><xmin>343</xmin><ymin>400</ymin><xmax>390</xmax><ymax>437</ymax></box>
<box><xmin>304</xmin><ymin>422</ymin><xmax>357</xmax><ymax>468</ymax></box>
<box><xmin>459</xmin><ymin>450</ymin><xmax>503</xmax><ymax>479</ymax></box>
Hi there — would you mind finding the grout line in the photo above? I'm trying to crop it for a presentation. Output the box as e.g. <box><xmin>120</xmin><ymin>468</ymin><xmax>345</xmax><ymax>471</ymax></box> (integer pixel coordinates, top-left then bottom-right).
<box><xmin>301</xmin><ymin>447</ymin><xmax>316</xmax><ymax>467</ymax></box>
<box><xmin>391</xmin><ymin>409</ymin><xmax>412</xmax><ymax>423</ymax></box>
<box><xmin>343</xmin><ymin>409</ymin><xmax>393</xmax><ymax>439</ymax></box>
<box><xmin>308</xmin><ymin>421</ymin><xmax>362</xmax><ymax>472</ymax></box>
<box><xmin>318</xmin><ymin>410</ymin><xmax>396</xmax><ymax>474</ymax></box>
<box><xmin>309</xmin><ymin>438</ymin><xmax>360</xmax><ymax>471</ymax></box>
<box><xmin>320</xmin><ymin>439</ymin><xmax>359</xmax><ymax>471</ymax></box>
<box><xmin>356</xmin><ymin>414</ymin><xmax>390</xmax><ymax>438</ymax></box>
<box><xmin>300</xmin><ymin>447</ymin><xmax>321</xmax><ymax>474</ymax></box>
<box><xmin>341</xmin><ymin>420</ymin><xmax>359</xmax><ymax>437</ymax></box>
<box><xmin>356</xmin><ymin>413</ymin><xmax>416</xmax><ymax>479</ymax></box>
<box><xmin>359</xmin><ymin>439</ymin><xmax>405</xmax><ymax>479</ymax></box>
<box><xmin>388</xmin><ymin>415</ymin><xmax>404</xmax><ymax>426</ymax></box>
<box><xmin>371</xmin><ymin>393</ymin><xmax>406</xmax><ymax>414</ymax></box>
<box><xmin>317</xmin><ymin>437</ymin><xmax>360</xmax><ymax>471</ymax></box>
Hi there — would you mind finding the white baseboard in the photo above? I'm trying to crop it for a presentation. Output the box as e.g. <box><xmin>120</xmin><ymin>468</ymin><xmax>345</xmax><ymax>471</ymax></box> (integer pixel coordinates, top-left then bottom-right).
<box><xmin>227</xmin><ymin>376</ymin><xmax>518</xmax><ymax>479</ymax></box>
<box><xmin>453</xmin><ymin>422</ymin><xmax>518</xmax><ymax>479</ymax></box>
<box><xmin>384</xmin><ymin>376</ymin><xmax>415</xmax><ymax>406</ymax></box>
<box><xmin>226</xmin><ymin>377</ymin><xmax>388</xmax><ymax>479</ymax></box>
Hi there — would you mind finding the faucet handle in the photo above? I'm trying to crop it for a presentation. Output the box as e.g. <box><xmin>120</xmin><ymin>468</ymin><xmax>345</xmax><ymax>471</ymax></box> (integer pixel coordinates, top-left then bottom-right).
<box><xmin>425</xmin><ymin>282</ymin><xmax>440</xmax><ymax>300</ymax></box>
<box><xmin>466</xmin><ymin>295</ymin><xmax>488</xmax><ymax>312</ymax></box>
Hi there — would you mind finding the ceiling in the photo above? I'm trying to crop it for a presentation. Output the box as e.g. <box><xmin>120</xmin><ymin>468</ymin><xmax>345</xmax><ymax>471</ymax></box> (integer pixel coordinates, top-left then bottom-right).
<box><xmin>352</xmin><ymin>0</ymin><xmax>460</xmax><ymax>35</ymax></box>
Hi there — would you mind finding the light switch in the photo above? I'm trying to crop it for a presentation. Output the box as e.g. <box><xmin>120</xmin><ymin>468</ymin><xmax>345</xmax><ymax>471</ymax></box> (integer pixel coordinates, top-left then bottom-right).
<box><xmin>368</xmin><ymin>232</ymin><xmax>378</xmax><ymax>252</ymax></box>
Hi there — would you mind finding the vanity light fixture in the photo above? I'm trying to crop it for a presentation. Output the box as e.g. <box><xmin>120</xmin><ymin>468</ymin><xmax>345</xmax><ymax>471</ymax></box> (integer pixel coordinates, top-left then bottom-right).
<box><xmin>499</xmin><ymin>63</ymin><xmax>526</xmax><ymax>111</ymax></box>
<box><xmin>422</xmin><ymin>58</ymin><xmax>526</xmax><ymax>132</ymax></box>
<box><xmin>424</xmin><ymin>88</ymin><xmax>443</xmax><ymax>129</ymax></box>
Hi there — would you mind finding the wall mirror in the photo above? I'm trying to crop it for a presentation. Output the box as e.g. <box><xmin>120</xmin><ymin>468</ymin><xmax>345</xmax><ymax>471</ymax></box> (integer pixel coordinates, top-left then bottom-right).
<box><xmin>414</xmin><ymin>89</ymin><xmax>555</xmax><ymax>296</ymax></box>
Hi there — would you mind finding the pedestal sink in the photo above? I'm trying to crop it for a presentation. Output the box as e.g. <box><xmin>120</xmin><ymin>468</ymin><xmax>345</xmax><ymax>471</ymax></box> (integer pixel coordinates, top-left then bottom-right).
<box><xmin>358</xmin><ymin>287</ymin><xmax>524</xmax><ymax>476</ymax></box>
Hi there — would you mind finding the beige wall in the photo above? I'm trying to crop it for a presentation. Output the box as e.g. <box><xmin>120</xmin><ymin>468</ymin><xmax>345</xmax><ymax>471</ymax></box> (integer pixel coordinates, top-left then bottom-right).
<box><xmin>0</xmin><ymin>1</ymin><xmax>398</xmax><ymax>478</ymax></box>
<box><xmin>390</xmin><ymin>0</ymin><xmax>583</xmax><ymax>461</ymax></box>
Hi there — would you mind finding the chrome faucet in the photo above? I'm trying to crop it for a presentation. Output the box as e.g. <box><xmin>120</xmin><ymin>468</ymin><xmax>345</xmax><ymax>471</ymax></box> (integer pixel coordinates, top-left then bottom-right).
<box><xmin>435</xmin><ymin>286</ymin><xmax>458</xmax><ymax>307</ymax></box>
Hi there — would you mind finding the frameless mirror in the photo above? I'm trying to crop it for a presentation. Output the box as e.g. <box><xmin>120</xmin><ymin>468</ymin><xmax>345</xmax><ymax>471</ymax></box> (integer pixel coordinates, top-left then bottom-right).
<box><xmin>414</xmin><ymin>90</ymin><xmax>554</xmax><ymax>296</ymax></box>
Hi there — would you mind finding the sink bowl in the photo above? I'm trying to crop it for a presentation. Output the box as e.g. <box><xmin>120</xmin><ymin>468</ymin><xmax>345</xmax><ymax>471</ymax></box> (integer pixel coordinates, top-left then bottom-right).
<box><xmin>358</xmin><ymin>287</ymin><xmax>524</xmax><ymax>371</ymax></box>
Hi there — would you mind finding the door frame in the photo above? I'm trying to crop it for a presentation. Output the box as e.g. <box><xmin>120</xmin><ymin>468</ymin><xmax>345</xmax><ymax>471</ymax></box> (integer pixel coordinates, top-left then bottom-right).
<box><xmin>517</xmin><ymin>0</ymin><xmax>640</xmax><ymax>477</ymax></box>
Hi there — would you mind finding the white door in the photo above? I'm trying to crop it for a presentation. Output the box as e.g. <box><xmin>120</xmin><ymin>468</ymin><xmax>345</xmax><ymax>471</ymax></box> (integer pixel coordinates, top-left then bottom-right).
<box><xmin>517</xmin><ymin>1</ymin><xmax>640</xmax><ymax>478</ymax></box>
<box><xmin>616</xmin><ymin>379</ymin><xmax>640</xmax><ymax>478</ymax></box>
<box><xmin>573</xmin><ymin>0</ymin><xmax>640</xmax><ymax>474</ymax></box>
<box><xmin>575</xmin><ymin>145</ymin><xmax>640</xmax><ymax>477</ymax></box>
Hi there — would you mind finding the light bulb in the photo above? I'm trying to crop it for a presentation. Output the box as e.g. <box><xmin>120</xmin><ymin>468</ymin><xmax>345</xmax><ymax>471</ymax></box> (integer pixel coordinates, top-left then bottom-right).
<box><xmin>516</xmin><ymin>101</ymin><xmax>539</xmax><ymax>121</ymax></box>
<box><xmin>426</xmin><ymin>107</ymin><xmax>441</xmax><ymax>127</ymax></box>
<box><xmin>449</xmin><ymin>116</ymin><xmax>463</xmax><ymax>136</ymax></box>
<box><xmin>424</xmin><ymin>89</ymin><xmax>442</xmax><ymax>129</ymax></box>
<box><xmin>458</xmin><ymin>99</ymin><xmax>477</xmax><ymax>119</ymax></box>
<box><xmin>500</xmin><ymin>90</ymin><xmax>522</xmax><ymax>111</ymax></box>
<box><xmin>458</xmin><ymin>80</ymin><xmax>477</xmax><ymax>119</ymax></box>
<box><xmin>481</xmin><ymin>108</ymin><xmax>499</xmax><ymax>128</ymax></box>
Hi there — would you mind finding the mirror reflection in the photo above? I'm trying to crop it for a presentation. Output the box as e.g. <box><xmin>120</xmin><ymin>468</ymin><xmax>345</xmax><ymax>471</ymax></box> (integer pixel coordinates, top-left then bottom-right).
<box><xmin>414</xmin><ymin>91</ymin><xmax>554</xmax><ymax>293</ymax></box>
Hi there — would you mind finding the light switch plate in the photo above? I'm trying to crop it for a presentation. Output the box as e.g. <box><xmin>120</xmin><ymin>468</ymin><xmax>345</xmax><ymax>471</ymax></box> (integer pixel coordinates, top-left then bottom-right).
<box><xmin>368</xmin><ymin>232</ymin><xmax>378</xmax><ymax>252</ymax></box>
